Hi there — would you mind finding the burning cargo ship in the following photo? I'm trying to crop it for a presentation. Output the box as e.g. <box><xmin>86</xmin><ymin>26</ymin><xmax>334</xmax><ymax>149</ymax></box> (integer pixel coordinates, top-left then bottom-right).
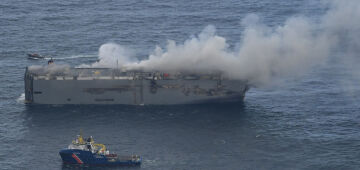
<box><xmin>24</xmin><ymin>65</ymin><xmax>249</xmax><ymax>105</ymax></box>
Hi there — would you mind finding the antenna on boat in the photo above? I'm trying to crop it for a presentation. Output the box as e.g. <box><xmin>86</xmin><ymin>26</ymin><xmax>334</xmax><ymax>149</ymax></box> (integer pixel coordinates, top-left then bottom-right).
<box><xmin>78</xmin><ymin>129</ymin><xmax>85</xmax><ymax>144</ymax></box>
<box><xmin>116</xmin><ymin>59</ymin><xmax>119</xmax><ymax>69</ymax></box>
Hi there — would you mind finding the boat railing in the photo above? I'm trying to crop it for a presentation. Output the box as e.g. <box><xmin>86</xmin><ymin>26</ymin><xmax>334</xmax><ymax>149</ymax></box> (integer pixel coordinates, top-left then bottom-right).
<box><xmin>26</xmin><ymin>66</ymin><xmax>224</xmax><ymax>80</ymax></box>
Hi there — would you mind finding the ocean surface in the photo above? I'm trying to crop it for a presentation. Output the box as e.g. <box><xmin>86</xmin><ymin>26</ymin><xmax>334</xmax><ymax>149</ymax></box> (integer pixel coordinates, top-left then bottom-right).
<box><xmin>1</xmin><ymin>0</ymin><xmax>360</xmax><ymax>169</ymax></box>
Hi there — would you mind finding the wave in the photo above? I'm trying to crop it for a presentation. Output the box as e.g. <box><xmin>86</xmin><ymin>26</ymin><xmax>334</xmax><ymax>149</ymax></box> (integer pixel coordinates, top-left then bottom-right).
<box><xmin>16</xmin><ymin>93</ymin><xmax>25</xmax><ymax>104</ymax></box>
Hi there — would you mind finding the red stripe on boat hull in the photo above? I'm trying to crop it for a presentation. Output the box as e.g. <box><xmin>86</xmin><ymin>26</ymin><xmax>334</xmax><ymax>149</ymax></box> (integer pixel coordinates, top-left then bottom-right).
<box><xmin>72</xmin><ymin>153</ymin><xmax>83</xmax><ymax>164</ymax></box>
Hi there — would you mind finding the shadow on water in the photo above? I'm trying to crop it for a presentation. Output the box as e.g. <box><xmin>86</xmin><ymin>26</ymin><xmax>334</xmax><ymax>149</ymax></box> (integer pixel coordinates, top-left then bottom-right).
<box><xmin>61</xmin><ymin>163</ymin><xmax>141</xmax><ymax>170</ymax></box>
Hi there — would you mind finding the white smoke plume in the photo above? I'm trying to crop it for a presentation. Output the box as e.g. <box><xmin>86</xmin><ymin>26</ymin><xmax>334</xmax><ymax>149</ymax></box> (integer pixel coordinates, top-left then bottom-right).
<box><xmin>322</xmin><ymin>0</ymin><xmax>360</xmax><ymax>93</ymax></box>
<box><xmin>28</xmin><ymin>64</ymin><xmax>71</xmax><ymax>75</ymax></box>
<box><xmin>92</xmin><ymin>0</ymin><xmax>360</xmax><ymax>86</ymax></box>
<box><xmin>79</xmin><ymin>43</ymin><xmax>137</xmax><ymax>68</ymax></box>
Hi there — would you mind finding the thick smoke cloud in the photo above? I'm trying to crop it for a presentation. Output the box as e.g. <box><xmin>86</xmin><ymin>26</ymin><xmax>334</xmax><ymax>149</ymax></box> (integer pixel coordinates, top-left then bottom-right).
<box><xmin>86</xmin><ymin>43</ymin><xmax>137</xmax><ymax>68</ymax></box>
<box><xmin>322</xmin><ymin>0</ymin><xmax>360</xmax><ymax>92</ymax></box>
<box><xmin>324</xmin><ymin>0</ymin><xmax>360</xmax><ymax>61</ymax></box>
<box><xmin>90</xmin><ymin>0</ymin><xmax>360</xmax><ymax>86</ymax></box>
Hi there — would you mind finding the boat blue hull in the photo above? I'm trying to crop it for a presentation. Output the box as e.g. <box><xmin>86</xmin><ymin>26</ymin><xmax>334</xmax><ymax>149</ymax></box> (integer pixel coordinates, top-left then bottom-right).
<box><xmin>59</xmin><ymin>149</ymin><xmax>141</xmax><ymax>166</ymax></box>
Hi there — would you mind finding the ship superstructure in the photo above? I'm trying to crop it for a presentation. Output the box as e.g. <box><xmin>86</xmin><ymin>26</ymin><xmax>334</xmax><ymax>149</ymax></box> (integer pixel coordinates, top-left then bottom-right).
<box><xmin>25</xmin><ymin>66</ymin><xmax>249</xmax><ymax>105</ymax></box>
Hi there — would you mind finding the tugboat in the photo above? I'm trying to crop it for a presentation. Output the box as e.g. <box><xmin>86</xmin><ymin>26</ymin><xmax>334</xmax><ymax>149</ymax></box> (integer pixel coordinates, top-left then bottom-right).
<box><xmin>59</xmin><ymin>133</ymin><xmax>141</xmax><ymax>166</ymax></box>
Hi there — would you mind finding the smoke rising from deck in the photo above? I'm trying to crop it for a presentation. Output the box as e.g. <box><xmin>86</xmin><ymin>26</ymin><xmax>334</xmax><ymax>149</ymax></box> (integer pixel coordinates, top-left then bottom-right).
<box><xmin>89</xmin><ymin>43</ymin><xmax>137</xmax><ymax>68</ymax></box>
<box><xmin>90</xmin><ymin>0</ymin><xmax>360</xmax><ymax>86</ymax></box>
<box><xmin>28</xmin><ymin>64</ymin><xmax>71</xmax><ymax>75</ymax></box>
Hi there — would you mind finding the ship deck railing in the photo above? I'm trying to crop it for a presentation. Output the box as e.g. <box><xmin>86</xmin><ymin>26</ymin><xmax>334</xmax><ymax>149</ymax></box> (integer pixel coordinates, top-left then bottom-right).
<box><xmin>26</xmin><ymin>66</ymin><xmax>224</xmax><ymax>80</ymax></box>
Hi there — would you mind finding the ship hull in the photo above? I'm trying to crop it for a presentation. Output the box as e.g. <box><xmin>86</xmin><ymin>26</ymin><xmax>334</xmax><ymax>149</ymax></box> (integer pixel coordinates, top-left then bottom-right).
<box><xmin>59</xmin><ymin>149</ymin><xmax>141</xmax><ymax>166</ymax></box>
<box><xmin>25</xmin><ymin>67</ymin><xmax>249</xmax><ymax>105</ymax></box>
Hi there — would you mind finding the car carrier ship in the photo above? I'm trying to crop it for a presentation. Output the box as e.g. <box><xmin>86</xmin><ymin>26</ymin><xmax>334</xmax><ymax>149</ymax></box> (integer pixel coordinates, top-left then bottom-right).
<box><xmin>24</xmin><ymin>65</ymin><xmax>249</xmax><ymax>105</ymax></box>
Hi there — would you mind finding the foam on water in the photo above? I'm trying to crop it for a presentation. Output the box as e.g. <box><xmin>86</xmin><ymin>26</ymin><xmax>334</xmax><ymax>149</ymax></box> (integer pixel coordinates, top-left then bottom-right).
<box><xmin>16</xmin><ymin>93</ymin><xmax>25</xmax><ymax>104</ymax></box>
